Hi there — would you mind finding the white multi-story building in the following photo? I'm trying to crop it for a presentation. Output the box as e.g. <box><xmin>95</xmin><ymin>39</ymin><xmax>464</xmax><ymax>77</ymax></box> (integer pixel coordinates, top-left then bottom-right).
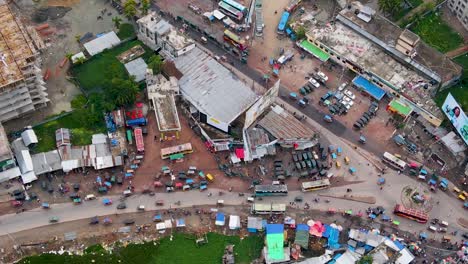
<box><xmin>136</xmin><ymin>12</ymin><xmax>195</xmax><ymax>58</ymax></box>
<box><xmin>448</xmin><ymin>0</ymin><xmax>468</xmax><ymax>30</ymax></box>
<box><xmin>0</xmin><ymin>2</ymin><xmax>49</xmax><ymax>123</ymax></box>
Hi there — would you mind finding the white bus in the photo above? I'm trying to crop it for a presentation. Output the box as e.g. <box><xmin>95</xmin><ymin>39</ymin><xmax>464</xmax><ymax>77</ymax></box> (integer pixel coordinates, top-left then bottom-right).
<box><xmin>251</xmin><ymin>203</ymin><xmax>286</xmax><ymax>214</ymax></box>
<box><xmin>301</xmin><ymin>179</ymin><xmax>331</xmax><ymax>192</ymax></box>
<box><xmin>382</xmin><ymin>152</ymin><xmax>407</xmax><ymax>171</ymax></box>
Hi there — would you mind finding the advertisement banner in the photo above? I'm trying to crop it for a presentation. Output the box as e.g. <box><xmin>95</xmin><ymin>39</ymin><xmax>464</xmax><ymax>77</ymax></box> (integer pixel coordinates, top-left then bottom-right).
<box><xmin>244</xmin><ymin>80</ymin><xmax>280</xmax><ymax>129</ymax></box>
<box><xmin>442</xmin><ymin>93</ymin><xmax>468</xmax><ymax>145</ymax></box>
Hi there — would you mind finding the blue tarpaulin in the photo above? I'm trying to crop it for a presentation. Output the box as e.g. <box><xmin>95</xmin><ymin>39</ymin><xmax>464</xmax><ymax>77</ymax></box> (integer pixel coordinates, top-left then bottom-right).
<box><xmin>153</xmin><ymin>214</ymin><xmax>162</xmax><ymax>221</ymax></box>
<box><xmin>266</xmin><ymin>224</ymin><xmax>284</xmax><ymax>234</ymax></box>
<box><xmin>419</xmin><ymin>232</ymin><xmax>428</xmax><ymax>239</ymax></box>
<box><xmin>296</xmin><ymin>224</ymin><xmax>309</xmax><ymax>231</ymax></box>
<box><xmin>322</xmin><ymin>224</ymin><xmax>331</xmax><ymax>238</ymax></box>
<box><xmin>216</xmin><ymin>213</ymin><xmax>225</xmax><ymax>221</ymax></box>
<box><xmin>393</xmin><ymin>240</ymin><xmax>405</xmax><ymax>250</ymax></box>
<box><xmin>353</xmin><ymin>76</ymin><xmax>386</xmax><ymax>101</ymax></box>
<box><xmin>327</xmin><ymin>226</ymin><xmax>340</xmax><ymax>249</ymax></box>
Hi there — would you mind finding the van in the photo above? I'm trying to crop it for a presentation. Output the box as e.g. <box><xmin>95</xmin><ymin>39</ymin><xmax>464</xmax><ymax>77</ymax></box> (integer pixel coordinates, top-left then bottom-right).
<box><xmin>206</xmin><ymin>173</ymin><xmax>214</xmax><ymax>182</ymax></box>
<box><xmin>85</xmin><ymin>194</ymin><xmax>96</xmax><ymax>201</ymax></box>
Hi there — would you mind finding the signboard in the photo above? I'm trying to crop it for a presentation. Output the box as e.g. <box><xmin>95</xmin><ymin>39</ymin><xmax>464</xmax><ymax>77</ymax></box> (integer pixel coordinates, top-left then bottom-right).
<box><xmin>244</xmin><ymin>80</ymin><xmax>280</xmax><ymax>129</ymax></box>
<box><xmin>207</xmin><ymin>116</ymin><xmax>230</xmax><ymax>132</ymax></box>
<box><xmin>442</xmin><ymin>93</ymin><xmax>468</xmax><ymax>145</ymax></box>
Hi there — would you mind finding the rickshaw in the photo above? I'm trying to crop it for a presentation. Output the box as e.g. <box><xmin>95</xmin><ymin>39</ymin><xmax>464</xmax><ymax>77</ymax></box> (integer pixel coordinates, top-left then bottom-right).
<box><xmin>11</xmin><ymin>200</ymin><xmax>22</xmax><ymax>207</ymax></box>
<box><xmin>453</xmin><ymin>187</ymin><xmax>461</xmax><ymax>193</ymax></box>
<box><xmin>359</xmin><ymin>135</ymin><xmax>366</xmax><ymax>144</ymax></box>
<box><xmin>344</xmin><ymin>156</ymin><xmax>350</xmax><ymax>165</ymax></box>
<box><xmin>102</xmin><ymin>198</ymin><xmax>113</xmax><ymax>205</ymax></box>
<box><xmin>217</xmin><ymin>200</ymin><xmax>224</xmax><ymax>206</ymax></box>
<box><xmin>153</xmin><ymin>181</ymin><xmax>163</xmax><ymax>187</ymax></box>
<box><xmin>49</xmin><ymin>216</ymin><xmax>59</xmax><ymax>223</ymax></box>
<box><xmin>42</xmin><ymin>202</ymin><xmax>50</xmax><ymax>209</ymax></box>
<box><xmin>392</xmin><ymin>220</ymin><xmax>400</xmax><ymax>226</ymax></box>
<box><xmin>289</xmin><ymin>92</ymin><xmax>298</xmax><ymax>100</ymax></box>
<box><xmin>73</xmin><ymin>198</ymin><xmax>82</xmax><ymax>204</ymax></box>
<box><xmin>377</xmin><ymin>177</ymin><xmax>385</xmax><ymax>185</ymax></box>
<box><xmin>206</xmin><ymin>173</ymin><xmax>214</xmax><ymax>182</ymax></box>
<box><xmin>327</xmin><ymin>208</ymin><xmax>336</xmax><ymax>215</ymax></box>
<box><xmin>156</xmin><ymin>200</ymin><xmax>164</xmax><ymax>206</ymax></box>
<box><xmin>335</xmin><ymin>161</ymin><xmax>341</xmax><ymax>169</ymax></box>
<box><xmin>103</xmin><ymin>217</ymin><xmax>113</xmax><ymax>226</ymax></box>
<box><xmin>337</xmin><ymin>147</ymin><xmax>342</xmax><ymax>156</ymax></box>
<box><xmin>459</xmin><ymin>194</ymin><xmax>466</xmax><ymax>201</ymax></box>
<box><xmin>349</xmin><ymin>167</ymin><xmax>356</xmax><ymax>175</ymax></box>
<box><xmin>198</xmin><ymin>171</ymin><xmax>206</xmax><ymax>179</ymax></box>
<box><xmin>200</xmin><ymin>185</ymin><xmax>207</xmax><ymax>191</ymax></box>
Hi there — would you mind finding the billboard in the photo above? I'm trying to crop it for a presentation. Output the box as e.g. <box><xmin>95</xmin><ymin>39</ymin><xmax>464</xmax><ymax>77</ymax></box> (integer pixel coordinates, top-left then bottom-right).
<box><xmin>244</xmin><ymin>80</ymin><xmax>280</xmax><ymax>129</ymax></box>
<box><xmin>442</xmin><ymin>93</ymin><xmax>468</xmax><ymax>145</ymax></box>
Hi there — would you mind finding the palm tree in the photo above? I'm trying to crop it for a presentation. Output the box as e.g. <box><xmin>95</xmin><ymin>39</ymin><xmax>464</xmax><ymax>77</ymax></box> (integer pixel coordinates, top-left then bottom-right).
<box><xmin>141</xmin><ymin>0</ymin><xmax>150</xmax><ymax>15</ymax></box>
<box><xmin>112</xmin><ymin>16</ymin><xmax>123</xmax><ymax>29</ymax></box>
<box><xmin>123</xmin><ymin>0</ymin><xmax>137</xmax><ymax>19</ymax></box>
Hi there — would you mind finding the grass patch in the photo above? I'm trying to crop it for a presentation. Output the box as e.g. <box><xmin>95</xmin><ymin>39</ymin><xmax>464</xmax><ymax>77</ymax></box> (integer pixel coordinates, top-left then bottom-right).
<box><xmin>71</xmin><ymin>40</ymin><xmax>153</xmax><ymax>91</ymax></box>
<box><xmin>410</xmin><ymin>12</ymin><xmax>463</xmax><ymax>53</ymax></box>
<box><xmin>32</xmin><ymin>113</ymin><xmax>106</xmax><ymax>153</ymax></box>
<box><xmin>18</xmin><ymin>233</ymin><xmax>264</xmax><ymax>264</ymax></box>
<box><xmin>117</xmin><ymin>23</ymin><xmax>136</xmax><ymax>39</ymax></box>
<box><xmin>434</xmin><ymin>53</ymin><xmax>468</xmax><ymax>110</ymax></box>
<box><xmin>392</xmin><ymin>0</ymin><xmax>423</xmax><ymax>21</ymax></box>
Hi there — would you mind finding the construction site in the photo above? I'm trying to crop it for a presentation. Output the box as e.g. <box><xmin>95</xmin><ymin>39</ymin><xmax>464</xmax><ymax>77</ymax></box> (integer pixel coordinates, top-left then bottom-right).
<box><xmin>0</xmin><ymin>1</ymin><xmax>48</xmax><ymax>123</ymax></box>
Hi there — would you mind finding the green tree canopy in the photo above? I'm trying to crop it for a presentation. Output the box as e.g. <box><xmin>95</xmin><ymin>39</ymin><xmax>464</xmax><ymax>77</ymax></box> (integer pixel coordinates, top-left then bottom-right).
<box><xmin>295</xmin><ymin>26</ymin><xmax>306</xmax><ymax>40</ymax></box>
<box><xmin>141</xmin><ymin>0</ymin><xmax>150</xmax><ymax>15</ymax></box>
<box><xmin>358</xmin><ymin>255</ymin><xmax>373</xmax><ymax>264</ymax></box>
<box><xmin>148</xmin><ymin>55</ymin><xmax>164</xmax><ymax>74</ymax></box>
<box><xmin>112</xmin><ymin>16</ymin><xmax>123</xmax><ymax>29</ymax></box>
<box><xmin>123</xmin><ymin>0</ymin><xmax>137</xmax><ymax>19</ymax></box>
<box><xmin>105</xmin><ymin>76</ymin><xmax>139</xmax><ymax>106</ymax></box>
<box><xmin>378</xmin><ymin>0</ymin><xmax>403</xmax><ymax>15</ymax></box>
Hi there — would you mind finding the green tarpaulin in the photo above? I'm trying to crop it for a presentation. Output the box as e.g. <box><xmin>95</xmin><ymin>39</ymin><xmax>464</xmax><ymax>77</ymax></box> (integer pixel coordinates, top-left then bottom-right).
<box><xmin>266</xmin><ymin>233</ymin><xmax>284</xmax><ymax>260</ymax></box>
<box><xmin>169</xmin><ymin>153</ymin><xmax>184</xmax><ymax>160</ymax></box>
<box><xmin>298</xmin><ymin>40</ymin><xmax>330</xmax><ymax>61</ymax></box>
<box><xmin>389</xmin><ymin>99</ymin><xmax>413</xmax><ymax>116</ymax></box>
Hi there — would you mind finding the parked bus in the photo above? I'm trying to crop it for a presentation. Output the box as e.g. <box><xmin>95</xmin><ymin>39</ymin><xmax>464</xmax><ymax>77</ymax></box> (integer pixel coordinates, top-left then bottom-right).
<box><xmin>382</xmin><ymin>152</ymin><xmax>407</xmax><ymax>171</ymax></box>
<box><xmin>302</xmin><ymin>179</ymin><xmax>331</xmax><ymax>192</ymax></box>
<box><xmin>393</xmin><ymin>204</ymin><xmax>428</xmax><ymax>223</ymax></box>
<box><xmin>222</xmin><ymin>0</ymin><xmax>247</xmax><ymax>13</ymax></box>
<box><xmin>161</xmin><ymin>143</ymin><xmax>193</xmax><ymax>159</ymax></box>
<box><xmin>126</xmin><ymin>129</ymin><xmax>133</xmax><ymax>145</ymax></box>
<box><xmin>134</xmin><ymin>127</ymin><xmax>144</xmax><ymax>153</ymax></box>
<box><xmin>277</xmin><ymin>11</ymin><xmax>290</xmax><ymax>34</ymax></box>
<box><xmin>251</xmin><ymin>203</ymin><xmax>286</xmax><ymax>214</ymax></box>
<box><xmin>254</xmin><ymin>184</ymin><xmax>288</xmax><ymax>196</ymax></box>
<box><xmin>218</xmin><ymin>1</ymin><xmax>244</xmax><ymax>21</ymax></box>
<box><xmin>223</xmin><ymin>29</ymin><xmax>248</xmax><ymax>51</ymax></box>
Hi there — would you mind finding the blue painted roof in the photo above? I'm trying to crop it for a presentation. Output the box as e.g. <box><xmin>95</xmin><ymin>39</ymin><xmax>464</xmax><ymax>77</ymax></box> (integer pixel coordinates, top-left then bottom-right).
<box><xmin>353</xmin><ymin>76</ymin><xmax>386</xmax><ymax>100</ymax></box>
<box><xmin>216</xmin><ymin>213</ymin><xmax>225</xmax><ymax>221</ymax></box>
<box><xmin>296</xmin><ymin>224</ymin><xmax>309</xmax><ymax>231</ymax></box>
<box><xmin>393</xmin><ymin>240</ymin><xmax>405</xmax><ymax>250</ymax></box>
<box><xmin>266</xmin><ymin>224</ymin><xmax>284</xmax><ymax>234</ymax></box>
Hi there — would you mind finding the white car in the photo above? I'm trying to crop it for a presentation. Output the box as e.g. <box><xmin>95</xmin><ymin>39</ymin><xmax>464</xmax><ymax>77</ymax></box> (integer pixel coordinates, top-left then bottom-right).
<box><xmin>342</xmin><ymin>96</ymin><xmax>352</xmax><ymax>103</ymax></box>
<box><xmin>338</xmin><ymin>82</ymin><xmax>348</xmax><ymax>91</ymax></box>
<box><xmin>308</xmin><ymin>78</ymin><xmax>320</xmax><ymax>88</ymax></box>
<box><xmin>317</xmin><ymin>71</ymin><xmax>328</xmax><ymax>82</ymax></box>
<box><xmin>344</xmin><ymin>89</ymin><xmax>356</xmax><ymax>100</ymax></box>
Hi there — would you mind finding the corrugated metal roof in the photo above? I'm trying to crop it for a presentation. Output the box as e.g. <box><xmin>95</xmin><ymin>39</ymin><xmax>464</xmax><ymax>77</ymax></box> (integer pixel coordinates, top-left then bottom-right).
<box><xmin>258</xmin><ymin>106</ymin><xmax>315</xmax><ymax>140</ymax></box>
<box><xmin>21</xmin><ymin>129</ymin><xmax>38</xmax><ymax>147</ymax></box>
<box><xmin>84</xmin><ymin>31</ymin><xmax>121</xmax><ymax>56</ymax></box>
<box><xmin>174</xmin><ymin>47</ymin><xmax>257</xmax><ymax>123</ymax></box>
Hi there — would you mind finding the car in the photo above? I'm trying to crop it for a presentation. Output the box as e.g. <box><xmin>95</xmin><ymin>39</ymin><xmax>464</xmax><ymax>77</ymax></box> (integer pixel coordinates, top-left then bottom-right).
<box><xmin>353</xmin><ymin>121</ymin><xmax>363</xmax><ymax>130</ymax></box>
<box><xmin>295</xmin><ymin>162</ymin><xmax>302</xmax><ymax>170</ymax></box>
<box><xmin>49</xmin><ymin>216</ymin><xmax>59</xmax><ymax>223</ymax></box>
<box><xmin>294</xmin><ymin>196</ymin><xmax>303</xmax><ymax>202</ymax></box>
<box><xmin>359</xmin><ymin>116</ymin><xmax>368</xmax><ymax>124</ymax></box>
<box><xmin>308</xmin><ymin>78</ymin><xmax>320</xmax><ymax>88</ymax></box>
<box><xmin>362</xmin><ymin>112</ymin><xmax>371</xmax><ymax>120</ymax></box>
<box><xmin>123</xmin><ymin>219</ymin><xmax>135</xmax><ymax>225</ymax></box>
<box><xmin>323</xmin><ymin>115</ymin><xmax>333</xmax><ymax>123</ymax></box>
<box><xmin>311</xmin><ymin>159</ymin><xmax>317</xmax><ymax>168</ymax></box>
<box><xmin>320</xmin><ymin>91</ymin><xmax>333</xmax><ymax>103</ymax></box>
<box><xmin>299</xmin><ymin>87</ymin><xmax>307</xmax><ymax>95</ymax></box>
<box><xmin>292</xmin><ymin>154</ymin><xmax>299</xmax><ymax>162</ymax></box>
<box><xmin>342</xmin><ymin>96</ymin><xmax>352</xmax><ymax>103</ymax></box>
<box><xmin>369</xmin><ymin>101</ymin><xmax>379</xmax><ymax>113</ymax></box>
<box><xmin>302</xmin><ymin>152</ymin><xmax>308</xmax><ymax>160</ymax></box>
<box><xmin>305</xmin><ymin>83</ymin><xmax>315</xmax><ymax>91</ymax></box>
<box><xmin>300</xmin><ymin>161</ymin><xmax>307</xmax><ymax>169</ymax></box>
<box><xmin>344</xmin><ymin>89</ymin><xmax>356</xmax><ymax>100</ymax></box>
<box><xmin>316</xmin><ymin>71</ymin><xmax>328</xmax><ymax>82</ymax></box>
<box><xmin>306</xmin><ymin>160</ymin><xmax>312</xmax><ymax>168</ymax></box>
<box><xmin>463</xmin><ymin>232</ymin><xmax>468</xmax><ymax>239</ymax></box>
<box><xmin>307</xmin><ymin>152</ymin><xmax>313</xmax><ymax>160</ymax></box>
<box><xmin>329</xmin><ymin>105</ymin><xmax>339</xmax><ymax>114</ymax></box>
<box><xmin>90</xmin><ymin>216</ymin><xmax>99</xmax><ymax>225</ymax></box>
<box><xmin>338</xmin><ymin>82</ymin><xmax>348</xmax><ymax>91</ymax></box>
<box><xmin>117</xmin><ymin>203</ymin><xmax>126</xmax><ymax>210</ymax></box>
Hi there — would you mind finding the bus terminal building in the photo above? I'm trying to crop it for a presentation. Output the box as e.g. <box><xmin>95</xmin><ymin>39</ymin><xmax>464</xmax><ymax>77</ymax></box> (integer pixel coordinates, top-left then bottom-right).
<box><xmin>300</xmin><ymin>2</ymin><xmax>462</xmax><ymax>127</ymax></box>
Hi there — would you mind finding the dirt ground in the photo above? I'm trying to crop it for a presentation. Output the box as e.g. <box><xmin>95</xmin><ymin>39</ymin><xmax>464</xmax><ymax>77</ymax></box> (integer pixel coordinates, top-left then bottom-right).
<box><xmin>3</xmin><ymin>0</ymin><xmax>127</xmax><ymax>132</ymax></box>
<box><xmin>0</xmin><ymin>204</ymin><xmax>455</xmax><ymax>263</ymax></box>
<box><xmin>441</xmin><ymin>5</ymin><xmax>468</xmax><ymax>44</ymax></box>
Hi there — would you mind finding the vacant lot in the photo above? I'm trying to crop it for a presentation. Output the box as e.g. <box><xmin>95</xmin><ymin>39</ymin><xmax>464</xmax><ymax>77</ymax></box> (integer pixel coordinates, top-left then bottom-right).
<box><xmin>71</xmin><ymin>40</ymin><xmax>153</xmax><ymax>91</ymax></box>
<box><xmin>32</xmin><ymin>113</ymin><xmax>106</xmax><ymax>153</ymax></box>
<box><xmin>411</xmin><ymin>12</ymin><xmax>463</xmax><ymax>53</ymax></box>
<box><xmin>18</xmin><ymin>233</ymin><xmax>264</xmax><ymax>264</ymax></box>
<box><xmin>434</xmin><ymin>54</ymin><xmax>468</xmax><ymax>109</ymax></box>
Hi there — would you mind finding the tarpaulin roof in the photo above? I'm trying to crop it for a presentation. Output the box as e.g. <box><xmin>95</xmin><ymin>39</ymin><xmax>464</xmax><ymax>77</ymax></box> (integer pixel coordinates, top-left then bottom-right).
<box><xmin>309</xmin><ymin>221</ymin><xmax>325</xmax><ymax>237</ymax></box>
<box><xmin>153</xmin><ymin>214</ymin><xmax>162</xmax><ymax>220</ymax></box>
<box><xmin>353</xmin><ymin>76</ymin><xmax>386</xmax><ymax>101</ymax></box>
<box><xmin>266</xmin><ymin>224</ymin><xmax>284</xmax><ymax>234</ymax></box>
<box><xmin>296</xmin><ymin>224</ymin><xmax>309</xmax><ymax>231</ymax></box>
<box><xmin>229</xmin><ymin>215</ymin><xmax>240</xmax><ymax>229</ymax></box>
<box><xmin>215</xmin><ymin>213</ymin><xmax>225</xmax><ymax>226</ymax></box>
<box><xmin>176</xmin><ymin>218</ymin><xmax>185</xmax><ymax>227</ymax></box>
<box><xmin>266</xmin><ymin>232</ymin><xmax>284</xmax><ymax>260</ymax></box>
<box><xmin>295</xmin><ymin>229</ymin><xmax>309</xmax><ymax>249</ymax></box>
<box><xmin>235</xmin><ymin>148</ymin><xmax>244</xmax><ymax>159</ymax></box>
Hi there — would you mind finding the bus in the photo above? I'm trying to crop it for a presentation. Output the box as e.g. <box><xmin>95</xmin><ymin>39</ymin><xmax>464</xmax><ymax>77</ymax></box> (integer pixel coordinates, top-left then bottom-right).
<box><xmin>277</xmin><ymin>11</ymin><xmax>290</xmax><ymax>34</ymax></box>
<box><xmin>393</xmin><ymin>204</ymin><xmax>428</xmax><ymax>223</ymax></box>
<box><xmin>223</xmin><ymin>30</ymin><xmax>248</xmax><ymax>51</ymax></box>
<box><xmin>126</xmin><ymin>129</ymin><xmax>133</xmax><ymax>145</ymax></box>
<box><xmin>301</xmin><ymin>179</ymin><xmax>331</xmax><ymax>192</ymax></box>
<box><xmin>254</xmin><ymin>184</ymin><xmax>288</xmax><ymax>196</ymax></box>
<box><xmin>251</xmin><ymin>203</ymin><xmax>286</xmax><ymax>214</ymax></box>
<box><xmin>222</xmin><ymin>0</ymin><xmax>247</xmax><ymax>13</ymax></box>
<box><xmin>161</xmin><ymin>143</ymin><xmax>193</xmax><ymax>159</ymax></box>
<box><xmin>218</xmin><ymin>1</ymin><xmax>244</xmax><ymax>21</ymax></box>
<box><xmin>134</xmin><ymin>127</ymin><xmax>144</xmax><ymax>153</ymax></box>
<box><xmin>382</xmin><ymin>152</ymin><xmax>407</xmax><ymax>171</ymax></box>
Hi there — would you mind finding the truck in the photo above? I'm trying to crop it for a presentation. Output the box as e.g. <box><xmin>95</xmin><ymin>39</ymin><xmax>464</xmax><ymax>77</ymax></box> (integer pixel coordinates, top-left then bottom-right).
<box><xmin>134</xmin><ymin>127</ymin><xmax>144</xmax><ymax>153</ymax></box>
<box><xmin>126</xmin><ymin>117</ymin><xmax>147</xmax><ymax>127</ymax></box>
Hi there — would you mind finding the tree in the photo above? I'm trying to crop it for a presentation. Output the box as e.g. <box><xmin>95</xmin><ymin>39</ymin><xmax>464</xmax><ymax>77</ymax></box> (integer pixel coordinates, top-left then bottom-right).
<box><xmin>378</xmin><ymin>0</ymin><xmax>403</xmax><ymax>16</ymax></box>
<box><xmin>123</xmin><ymin>0</ymin><xmax>137</xmax><ymax>19</ymax></box>
<box><xmin>71</xmin><ymin>94</ymin><xmax>87</xmax><ymax>110</ymax></box>
<box><xmin>112</xmin><ymin>16</ymin><xmax>123</xmax><ymax>29</ymax></box>
<box><xmin>147</xmin><ymin>55</ymin><xmax>164</xmax><ymax>74</ymax></box>
<box><xmin>357</xmin><ymin>255</ymin><xmax>373</xmax><ymax>264</ymax></box>
<box><xmin>295</xmin><ymin>26</ymin><xmax>306</xmax><ymax>40</ymax></box>
<box><xmin>75</xmin><ymin>34</ymin><xmax>81</xmax><ymax>43</ymax></box>
<box><xmin>105</xmin><ymin>77</ymin><xmax>139</xmax><ymax>106</ymax></box>
<box><xmin>140</xmin><ymin>0</ymin><xmax>150</xmax><ymax>15</ymax></box>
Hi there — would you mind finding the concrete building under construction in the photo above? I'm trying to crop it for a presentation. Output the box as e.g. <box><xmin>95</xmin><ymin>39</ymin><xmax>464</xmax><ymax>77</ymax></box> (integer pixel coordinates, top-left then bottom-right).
<box><xmin>0</xmin><ymin>1</ymin><xmax>48</xmax><ymax>122</ymax></box>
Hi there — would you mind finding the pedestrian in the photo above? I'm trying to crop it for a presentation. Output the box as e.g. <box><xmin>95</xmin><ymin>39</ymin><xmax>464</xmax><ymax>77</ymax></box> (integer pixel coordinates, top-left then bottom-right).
<box><xmin>380</xmin><ymin>186</ymin><xmax>383</xmax><ymax>190</ymax></box>
<box><xmin>154</xmin><ymin>135</ymin><xmax>157</xmax><ymax>141</ymax></box>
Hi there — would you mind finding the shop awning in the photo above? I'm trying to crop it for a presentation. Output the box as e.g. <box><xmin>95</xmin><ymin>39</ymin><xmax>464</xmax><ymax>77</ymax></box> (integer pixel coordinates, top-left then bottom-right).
<box><xmin>353</xmin><ymin>76</ymin><xmax>386</xmax><ymax>100</ymax></box>
<box><xmin>170</xmin><ymin>153</ymin><xmax>184</xmax><ymax>160</ymax></box>
<box><xmin>235</xmin><ymin>148</ymin><xmax>245</xmax><ymax>159</ymax></box>
<box><xmin>298</xmin><ymin>40</ymin><xmax>330</xmax><ymax>61</ymax></box>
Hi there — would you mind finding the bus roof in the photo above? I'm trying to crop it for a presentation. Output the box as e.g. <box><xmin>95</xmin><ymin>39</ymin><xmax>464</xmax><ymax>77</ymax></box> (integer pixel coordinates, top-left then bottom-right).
<box><xmin>161</xmin><ymin>143</ymin><xmax>192</xmax><ymax>157</ymax></box>
<box><xmin>224</xmin><ymin>30</ymin><xmax>244</xmax><ymax>44</ymax></box>
<box><xmin>255</xmin><ymin>184</ymin><xmax>288</xmax><ymax>192</ymax></box>
<box><xmin>253</xmin><ymin>203</ymin><xmax>286</xmax><ymax>211</ymax></box>
<box><xmin>134</xmin><ymin>127</ymin><xmax>144</xmax><ymax>152</ymax></box>
<box><xmin>222</xmin><ymin>0</ymin><xmax>246</xmax><ymax>12</ymax></box>
<box><xmin>278</xmin><ymin>11</ymin><xmax>290</xmax><ymax>31</ymax></box>
<box><xmin>302</xmin><ymin>179</ymin><xmax>330</xmax><ymax>188</ymax></box>
<box><xmin>383</xmin><ymin>152</ymin><xmax>407</xmax><ymax>167</ymax></box>
<box><xmin>394</xmin><ymin>204</ymin><xmax>428</xmax><ymax>219</ymax></box>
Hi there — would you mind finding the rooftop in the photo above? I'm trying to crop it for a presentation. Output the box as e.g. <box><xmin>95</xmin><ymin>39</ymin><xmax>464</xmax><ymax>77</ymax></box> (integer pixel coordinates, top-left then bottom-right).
<box><xmin>83</xmin><ymin>31</ymin><xmax>120</xmax><ymax>56</ymax></box>
<box><xmin>0</xmin><ymin>3</ymin><xmax>37</xmax><ymax>89</ymax></box>
<box><xmin>147</xmin><ymin>73</ymin><xmax>181</xmax><ymax>132</ymax></box>
<box><xmin>174</xmin><ymin>46</ymin><xmax>257</xmax><ymax>124</ymax></box>
<box><xmin>258</xmin><ymin>105</ymin><xmax>315</xmax><ymax>140</ymax></box>
<box><xmin>307</xmin><ymin>20</ymin><xmax>443</xmax><ymax>119</ymax></box>
<box><xmin>338</xmin><ymin>4</ymin><xmax>461</xmax><ymax>84</ymax></box>
<box><xmin>0</xmin><ymin>123</ymin><xmax>13</xmax><ymax>162</ymax></box>
<box><xmin>124</xmin><ymin>58</ymin><xmax>148</xmax><ymax>82</ymax></box>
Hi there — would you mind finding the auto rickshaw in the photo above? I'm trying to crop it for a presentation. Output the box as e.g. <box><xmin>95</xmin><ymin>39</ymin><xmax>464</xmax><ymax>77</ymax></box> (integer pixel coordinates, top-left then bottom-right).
<box><xmin>206</xmin><ymin>173</ymin><xmax>214</xmax><ymax>182</ymax></box>
<box><xmin>344</xmin><ymin>156</ymin><xmax>350</xmax><ymax>165</ymax></box>
<box><xmin>335</xmin><ymin>161</ymin><xmax>341</xmax><ymax>169</ymax></box>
